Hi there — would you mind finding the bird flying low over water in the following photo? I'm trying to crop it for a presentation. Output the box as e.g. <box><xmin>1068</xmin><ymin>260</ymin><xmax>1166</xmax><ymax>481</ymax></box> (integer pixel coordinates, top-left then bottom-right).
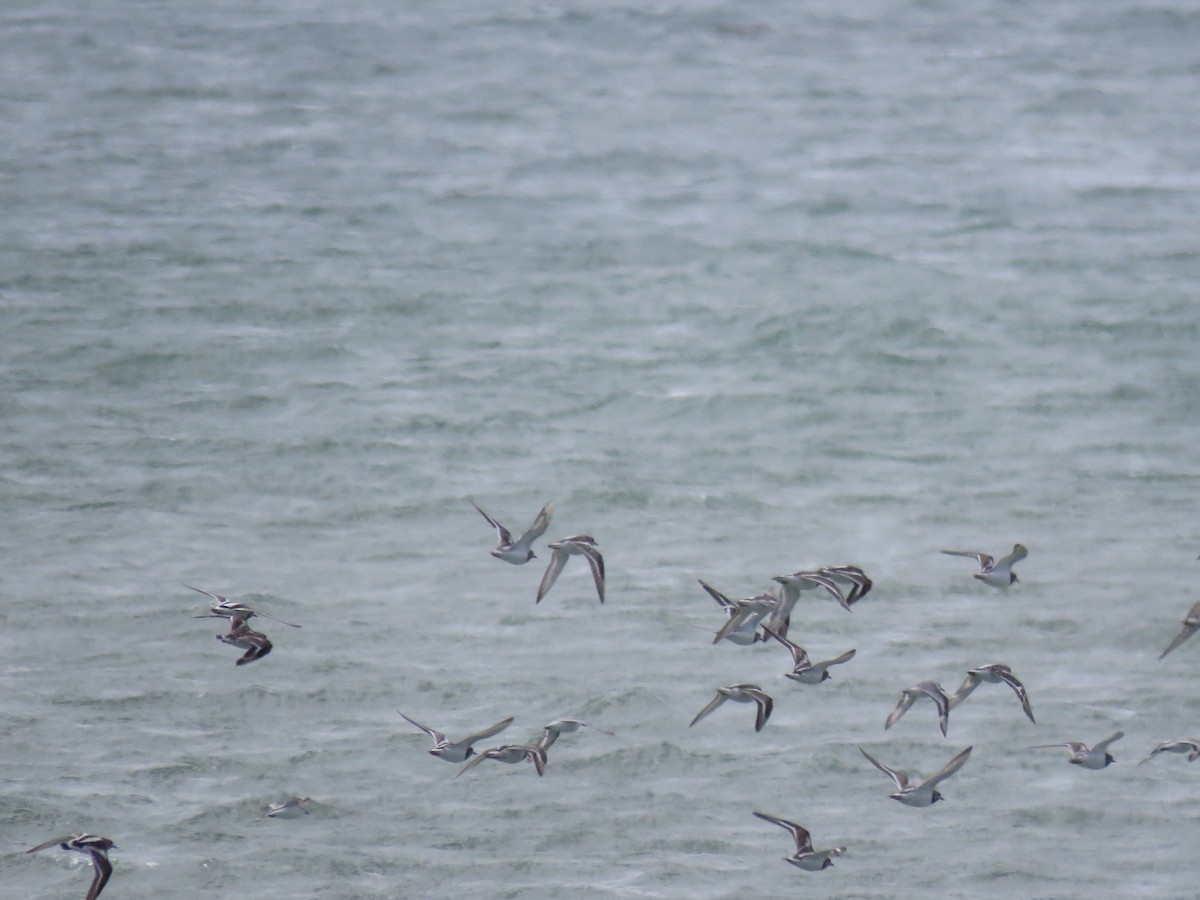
<box><xmin>472</xmin><ymin>500</ymin><xmax>554</xmax><ymax>564</ymax></box>
<box><xmin>752</xmin><ymin>811</ymin><xmax>846</xmax><ymax>871</ymax></box>
<box><xmin>689</xmin><ymin>683</ymin><xmax>774</xmax><ymax>732</ymax></box>
<box><xmin>216</xmin><ymin>617</ymin><xmax>273</xmax><ymax>666</ymax></box>
<box><xmin>761</xmin><ymin>626</ymin><xmax>856</xmax><ymax>685</ymax></box>
<box><xmin>456</xmin><ymin>743</ymin><xmax>548</xmax><ymax>777</ymax></box>
<box><xmin>940</xmin><ymin>544</ymin><xmax>1027</xmax><ymax>587</ymax></box>
<box><xmin>1033</xmin><ymin>731</ymin><xmax>1123</xmax><ymax>769</ymax></box>
<box><xmin>948</xmin><ymin>663</ymin><xmax>1036</xmax><ymax>724</ymax></box>
<box><xmin>711</xmin><ymin>594</ymin><xmax>777</xmax><ymax>645</ymax></box>
<box><xmin>860</xmin><ymin>745</ymin><xmax>973</xmax><ymax>807</ymax></box>
<box><xmin>1138</xmin><ymin>738</ymin><xmax>1200</xmax><ymax>766</ymax></box>
<box><xmin>266</xmin><ymin>797</ymin><xmax>311</xmax><ymax>818</ymax></box>
<box><xmin>698</xmin><ymin>581</ymin><xmax>768</xmax><ymax>645</ymax></box>
<box><xmin>536</xmin><ymin>718</ymin><xmax>613</xmax><ymax>751</ymax></box>
<box><xmin>184</xmin><ymin>583</ymin><xmax>301</xmax><ymax>627</ymax></box>
<box><xmin>536</xmin><ymin>535</ymin><xmax>605</xmax><ymax>604</ymax></box>
<box><xmin>396</xmin><ymin>711</ymin><xmax>515</xmax><ymax>763</ymax></box>
<box><xmin>884</xmin><ymin>680</ymin><xmax>951</xmax><ymax>737</ymax></box>
<box><xmin>27</xmin><ymin>833</ymin><xmax>116</xmax><ymax>900</ymax></box>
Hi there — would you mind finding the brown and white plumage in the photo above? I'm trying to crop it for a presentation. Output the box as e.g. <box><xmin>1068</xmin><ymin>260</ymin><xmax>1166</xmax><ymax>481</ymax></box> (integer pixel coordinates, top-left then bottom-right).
<box><xmin>472</xmin><ymin>500</ymin><xmax>554</xmax><ymax>564</ymax></box>
<box><xmin>216</xmin><ymin>617</ymin><xmax>273</xmax><ymax>666</ymax></box>
<box><xmin>698</xmin><ymin>581</ymin><xmax>768</xmax><ymax>644</ymax></box>
<box><xmin>27</xmin><ymin>833</ymin><xmax>116</xmax><ymax>900</ymax></box>
<box><xmin>940</xmin><ymin>544</ymin><xmax>1027</xmax><ymax>587</ymax></box>
<box><xmin>1034</xmin><ymin>731</ymin><xmax>1123</xmax><ymax>769</ymax></box>
<box><xmin>860</xmin><ymin>745</ymin><xmax>973</xmax><ymax>806</ymax></box>
<box><xmin>536</xmin><ymin>535</ymin><xmax>605</xmax><ymax>604</ymax></box>
<box><xmin>761</xmin><ymin>627</ymin><xmax>856</xmax><ymax>685</ymax></box>
<box><xmin>455</xmin><ymin>743</ymin><xmax>548</xmax><ymax>777</ymax></box>
<box><xmin>689</xmin><ymin>683</ymin><xmax>774</xmax><ymax>732</ymax></box>
<box><xmin>1138</xmin><ymin>738</ymin><xmax>1200</xmax><ymax>766</ymax></box>
<box><xmin>396</xmin><ymin>711</ymin><xmax>515</xmax><ymax>763</ymax></box>
<box><xmin>948</xmin><ymin>663</ymin><xmax>1036</xmax><ymax>724</ymax></box>
<box><xmin>184</xmin><ymin>583</ymin><xmax>301</xmax><ymax>627</ymax></box>
<box><xmin>884</xmin><ymin>680</ymin><xmax>951</xmax><ymax>736</ymax></box>
<box><xmin>753</xmin><ymin>811</ymin><xmax>846</xmax><ymax>871</ymax></box>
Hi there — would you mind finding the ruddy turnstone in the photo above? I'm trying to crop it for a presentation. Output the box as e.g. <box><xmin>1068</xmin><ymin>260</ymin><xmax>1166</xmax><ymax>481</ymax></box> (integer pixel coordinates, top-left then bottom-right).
<box><xmin>472</xmin><ymin>500</ymin><xmax>554</xmax><ymax>564</ymax></box>
<box><xmin>217</xmin><ymin>617</ymin><xmax>273</xmax><ymax>666</ymax></box>
<box><xmin>689</xmin><ymin>684</ymin><xmax>774</xmax><ymax>732</ymax></box>
<box><xmin>752</xmin><ymin>811</ymin><xmax>846</xmax><ymax>871</ymax></box>
<box><xmin>948</xmin><ymin>663</ymin><xmax>1036</xmax><ymax>724</ymax></box>
<box><xmin>1159</xmin><ymin>601</ymin><xmax>1200</xmax><ymax>660</ymax></box>
<box><xmin>859</xmin><ymin>745</ymin><xmax>973</xmax><ymax>807</ymax></box>
<box><xmin>1034</xmin><ymin>731</ymin><xmax>1123</xmax><ymax>769</ymax></box>
<box><xmin>761</xmin><ymin>627</ymin><xmax>856</xmax><ymax>684</ymax></box>
<box><xmin>537</xmin><ymin>718</ymin><xmax>613</xmax><ymax>751</ymax></box>
<box><xmin>266</xmin><ymin>797</ymin><xmax>311</xmax><ymax>818</ymax></box>
<box><xmin>1138</xmin><ymin>738</ymin><xmax>1200</xmax><ymax>766</ymax></box>
<box><xmin>711</xmin><ymin>594</ymin><xmax>778</xmax><ymax>645</ymax></box>
<box><xmin>771</xmin><ymin>570</ymin><xmax>851</xmax><ymax>612</ymax></box>
<box><xmin>184</xmin><ymin>583</ymin><xmax>301</xmax><ymax>627</ymax></box>
<box><xmin>535</xmin><ymin>535</ymin><xmax>605</xmax><ymax>604</ymax></box>
<box><xmin>940</xmin><ymin>544</ymin><xmax>1027</xmax><ymax>587</ymax></box>
<box><xmin>818</xmin><ymin>565</ymin><xmax>873</xmax><ymax>605</ymax></box>
<box><xmin>396</xmin><ymin>711</ymin><xmax>515</xmax><ymax>763</ymax></box>
<box><xmin>698</xmin><ymin>581</ymin><xmax>767</xmax><ymax>645</ymax></box>
<box><xmin>27</xmin><ymin>833</ymin><xmax>116</xmax><ymax>900</ymax></box>
<box><xmin>884</xmin><ymin>680</ymin><xmax>951</xmax><ymax>736</ymax></box>
<box><xmin>456</xmin><ymin>743</ymin><xmax>548</xmax><ymax>777</ymax></box>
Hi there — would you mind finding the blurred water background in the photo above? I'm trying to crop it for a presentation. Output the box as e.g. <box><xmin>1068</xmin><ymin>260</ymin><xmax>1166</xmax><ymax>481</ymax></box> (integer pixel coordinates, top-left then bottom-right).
<box><xmin>3</xmin><ymin>1</ymin><xmax>1200</xmax><ymax>897</ymax></box>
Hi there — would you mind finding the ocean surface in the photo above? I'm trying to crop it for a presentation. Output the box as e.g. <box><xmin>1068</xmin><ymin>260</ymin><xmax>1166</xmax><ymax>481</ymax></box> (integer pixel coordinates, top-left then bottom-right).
<box><xmin>4</xmin><ymin>1</ymin><xmax>1200</xmax><ymax>897</ymax></box>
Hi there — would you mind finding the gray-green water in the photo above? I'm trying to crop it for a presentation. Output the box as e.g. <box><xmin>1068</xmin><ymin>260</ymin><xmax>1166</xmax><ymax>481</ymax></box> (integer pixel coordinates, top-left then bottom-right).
<box><xmin>4</xmin><ymin>2</ymin><xmax>1200</xmax><ymax>897</ymax></box>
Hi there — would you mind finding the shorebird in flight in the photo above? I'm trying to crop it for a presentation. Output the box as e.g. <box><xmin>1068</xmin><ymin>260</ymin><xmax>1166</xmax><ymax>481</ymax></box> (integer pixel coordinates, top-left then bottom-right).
<box><xmin>1034</xmin><ymin>731</ymin><xmax>1123</xmax><ymax>769</ymax></box>
<box><xmin>860</xmin><ymin>745</ymin><xmax>973</xmax><ymax>807</ymax></box>
<box><xmin>752</xmin><ymin>811</ymin><xmax>846</xmax><ymax>871</ymax></box>
<box><xmin>536</xmin><ymin>535</ymin><xmax>605</xmax><ymax>604</ymax></box>
<box><xmin>396</xmin><ymin>711</ymin><xmax>515</xmax><ymax>763</ymax></box>
<box><xmin>940</xmin><ymin>544</ymin><xmax>1027</xmax><ymax>587</ymax></box>
<box><xmin>27</xmin><ymin>833</ymin><xmax>116</xmax><ymax>900</ymax></box>
<box><xmin>472</xmin><ymin>500</ymin><xmax>554</xmax><ymax>564</ymax></box>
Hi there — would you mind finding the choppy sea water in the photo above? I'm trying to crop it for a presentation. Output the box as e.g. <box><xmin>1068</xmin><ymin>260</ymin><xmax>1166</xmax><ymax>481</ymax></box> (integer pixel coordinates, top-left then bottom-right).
<box><xmin>3</xmin><ymin>1</ymin><xmax>1200</xmax><ymax>897</ymax></box>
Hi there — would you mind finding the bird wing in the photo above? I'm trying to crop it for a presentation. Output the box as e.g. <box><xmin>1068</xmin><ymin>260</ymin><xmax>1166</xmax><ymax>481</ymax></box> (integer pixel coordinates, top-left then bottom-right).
<box><xmin>922</xmin><ymin>745</ymin><xmax>973</xmax><ymax>789</ymax></box>
<box><xmin>859</xmin><ymin>747</ymin><xmax>909</xmax><ymax>790</ymax></box>
<box><xmin>698</xmin><ymin>580</ymin><xmax>735</xmax><ymax>611</ymax></box>
<box><xmin>753</xmin><ymin>811</ymin><xmax>813</xmax><ymax>854</ymax></box>
<box><xmin>455</xmin><ymin>751</ymin><xmax>493</xmax><ymax>777</ymax></box>
<box><xmin>1160</xmin><ymin>624</ymin><xmax>1198</xmax><ymax>660</ymax></box>
<box><xmin>1093</xmin><ymin>731</ymin><xmax>1125</xmax><ymax>753</ymax></box>
<box><xmin>992</xmin><ymin>668</ymin><xmax>1036</xmax><ymax>723</ymax></box>
<box><xmin>816</xmin><ymin>648</ymin><xmax>857</xmax><ymax>670</ymax></box>
<box><xmin>85</xmin><ymin>850</ymin><xmax>113</xmax><ymax>900</ymax></box>
<box><xmin>761</xmin><ymin>626</ymin><xmax>811</xmax><ymax>668</ymax></box>
<box><xmin>940</xmin><ymin>550</ymin><xmax>992</xmax><ymax>569</ymax></box>
<box><xmin>396</xmin><ymin>711</ymin><xmax>444</xmax><ymax>743</ymax></box>
<box><xmin>746</xmin><ymin>687</ymin><xmax>774</xmax><ymax>732</ymax></box>
<box><xmin>535</xmin><ymin>547</ymin><xmax>570</xmax><ymax>603</ymax></box>
<box><xmin>689</xmin><ymin>692</ymin><xmax>727</xmax><ymax>727</ymax></box>
<box><xmin>471</xmin><ymin>501</ymin><xmax>512</xmax><ymax>545</ymax></box>
<box><xmin>915</xmin><ymin>681</ymin><xmax>951</xmax><ymax>737</ymax></box>
<box><xmin>515</xmin><ymin>501</ymin><xmax>555</xmax><ymax>547</ymax></box>
<box><xmin>576</xmin><ymin>540</ymin><xmax>605</xmax><ymax>603</ymax></box>
<box><xmin>996</xmin><ymin>544</ymin><xmax>1028</xmax><ymax>567</ymax></box>
<box><xmin>182</xmin><ymin>582</ymin><xmax>226</xmax><ymax>604</ymax></box>
<box><xmin>26</xmin><ymin>835</ymin><xmax>73</xmax><ymax>854</ymax></box>
<box><xmin>884</xmin><ymin>691</ymin><xmax>915</xmax><ymax>730</ymax></box>
<box><xmin>459</xmin><ymin>716</ymin><xmax>516</xmax><ymax>747</ymax></box>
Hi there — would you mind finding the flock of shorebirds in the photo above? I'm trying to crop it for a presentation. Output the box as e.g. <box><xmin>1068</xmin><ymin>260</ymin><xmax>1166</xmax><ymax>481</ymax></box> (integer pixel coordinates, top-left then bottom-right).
<box><xmin>25</xmin><ymin>502</ymin><xmax>1200</xmax><ymax>894</ymax></box>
